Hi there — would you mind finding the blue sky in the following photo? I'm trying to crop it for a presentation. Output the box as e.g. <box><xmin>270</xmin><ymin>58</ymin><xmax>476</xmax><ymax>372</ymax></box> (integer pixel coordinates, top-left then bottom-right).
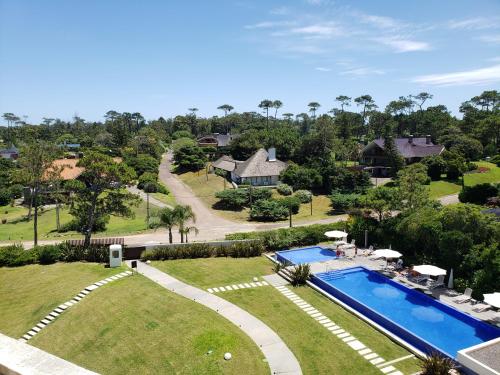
<box><xmin>0</xmin><ymin>0</ymin><xmax>499</xmax><ymax>123</ymax></box>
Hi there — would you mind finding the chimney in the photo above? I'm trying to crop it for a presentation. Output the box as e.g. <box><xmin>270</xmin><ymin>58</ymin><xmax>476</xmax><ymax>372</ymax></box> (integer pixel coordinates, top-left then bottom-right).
<box><xmin>408</xmin><ymin>135</ymin><xmax>414</xmax><ymax>144</ymax></box>
<box><xmin>426</xmin><ymin>135</ymin><xmax>431</xmax><ymax>145</ymax></box>
<box><xmin>268</xmin><ymin>147</ymin><xmax>276</xmax><ymax>162</ymax></box>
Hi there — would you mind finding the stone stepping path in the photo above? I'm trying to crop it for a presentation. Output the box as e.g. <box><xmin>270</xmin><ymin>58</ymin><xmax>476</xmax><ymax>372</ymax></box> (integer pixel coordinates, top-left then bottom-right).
<box><xmin>274</xmin><ymin>285</ymin><xmax>405</xmax><ymax>375</ymax></box>
<box><xmin>207</xmin><ymin>279</ymin><xmax>269</xmax><ymax>293</ymax></box>
<box><xmin>19</xmin><ymin>270</ymin><xmax>133</xmax><ymax>342</ymax></box>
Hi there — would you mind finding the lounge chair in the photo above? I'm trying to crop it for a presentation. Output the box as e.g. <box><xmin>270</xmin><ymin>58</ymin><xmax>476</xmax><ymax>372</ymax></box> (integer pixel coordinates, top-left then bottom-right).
<box><xmin>410</xmin><ymin>274</ymin><xmax>429</xmax><ymax>284</ymax></box>
<box><xmin>429</xmin><ymin>275</ymin><xmax>445</xmax><ymax>290</ymax></box>
<box><xmin>453</xmin><ymin>288</ymin><xmax>473</xmax><ymax>304</ymax></box>
<box><xmin>472</xmin><ymin>303</ymin><xmax>491</xmax><ymax>313</ymax></box>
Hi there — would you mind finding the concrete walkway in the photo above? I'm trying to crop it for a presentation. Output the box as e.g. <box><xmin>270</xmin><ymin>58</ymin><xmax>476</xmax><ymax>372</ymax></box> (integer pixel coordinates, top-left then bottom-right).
<box><xmin>0</xmin><ymin>333</ymin><xmax>98</xmax><ymax>374</ymax></box>
<box><xmin>128</xmin><ymin>260</ymin><xmax>302</xmax><ymax>375</ymax></box>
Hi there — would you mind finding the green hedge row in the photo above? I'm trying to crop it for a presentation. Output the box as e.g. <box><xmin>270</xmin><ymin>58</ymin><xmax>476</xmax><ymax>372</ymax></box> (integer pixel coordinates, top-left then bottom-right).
<box><xmin>141</xmin><ymin>241</ymin><xmax>264</xmax><ymax>261</ymax></box>
<box><xmin>225</xmin><ymin>222</ymin><xmax>345</xmax><ymax>251</ymax></box>
<box><xmin>0</xmin><ymin>242</ymin><xmax>109</xmax><ymax>267</ymax></box>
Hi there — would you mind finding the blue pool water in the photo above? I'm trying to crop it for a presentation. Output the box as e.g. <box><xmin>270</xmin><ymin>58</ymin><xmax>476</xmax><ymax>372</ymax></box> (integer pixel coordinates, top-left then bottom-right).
<box><xmin>276</xmin><ymin>246</ymin><xmax>337</xmax><ymax>265</ymax></box>
<box><xmin>312</xmin><ymin>267</ymin><xmax>500</xmax><ymax>358</ymax></box>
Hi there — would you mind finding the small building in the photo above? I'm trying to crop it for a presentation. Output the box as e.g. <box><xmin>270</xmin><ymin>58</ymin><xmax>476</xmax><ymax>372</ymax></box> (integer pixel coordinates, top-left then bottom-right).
<box><xmin>197</xmin><ymin>133</ymin><xmax>238</xmax><ymax>149</ymax></box>
<box><xmin>211</xmin><ymin>155</ymin><xmax>242</xmax><ymax>176</ymax></box>
<box><xmin>0</xmin><ymin>145</ymin><xmax>19</xmax><ymax>160</ymax></box>
<box><xmin>361</xmin><ymin>135</ymin><xmax>444</xmax><ymax>176</ymax></box>
<box><xmin>230</xmin><ymin>148</ymin><xmax>287</xmax><ymax>186</ymax></box>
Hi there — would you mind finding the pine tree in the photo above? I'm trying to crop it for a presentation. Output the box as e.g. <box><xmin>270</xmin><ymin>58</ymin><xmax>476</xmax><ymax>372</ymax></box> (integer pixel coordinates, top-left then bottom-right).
<box><xmin>383</xmin><ymin>124</ymin><xmax>404</xmax><ymax>176</ymax></box>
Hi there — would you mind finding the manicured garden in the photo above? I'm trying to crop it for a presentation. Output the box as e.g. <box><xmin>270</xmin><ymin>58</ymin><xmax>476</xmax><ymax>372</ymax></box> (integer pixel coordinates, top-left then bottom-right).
<box><xmin>30</xmin><ymin>273</ymin><xmax>268</xmax><ymax>375</ymax></box>
<box><xmin>153</xmin><ymin>256</ymin><xmax>422</xmax><ymax>374</ymax></box>
<box><xmin>0</xmin><ymin>201</ymin><xmax>155</xmax><ymax>242</ymax></box>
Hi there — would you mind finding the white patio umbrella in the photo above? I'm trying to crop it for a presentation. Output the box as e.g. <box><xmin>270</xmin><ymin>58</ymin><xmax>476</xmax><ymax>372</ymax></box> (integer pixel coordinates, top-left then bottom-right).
<box><xmin>483</xmin><ymin>292</ymin><xmax>500</xmax><ymax>309</ymax></box>
<box><xmin>413</xmin><ymin>265</ymin><xmax>446</xmax><ymax>277</ymax></box>
<box><xmin>324</xmin><ymin>230</ymin><xmax>348</xmax><ymax>239</ymax></box>
<box><xmin>447</xmin><ymin>268</ymin><xmax>454</xmax><ymax>289</ymax></box>
<box><xmin>372</xmin><ymin>249</ymin><xmax>402</xmax><ymax>269</ymax></box>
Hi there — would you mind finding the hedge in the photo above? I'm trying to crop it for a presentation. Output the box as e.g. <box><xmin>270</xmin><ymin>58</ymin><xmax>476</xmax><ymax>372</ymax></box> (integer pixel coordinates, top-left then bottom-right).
<box><xmin>141</xmin><ymin>241</ymin><xmax>264</xmax><ymax>261</ymax></box>
<box><xmin>226</xmin><ymin>222</ymin><xmax>346</xmax><ymax>251</ymax></box>
<box><xmin>0</xmin><ymin>242</ymin><xmax>110</xmax><ymax>267</ymax></box>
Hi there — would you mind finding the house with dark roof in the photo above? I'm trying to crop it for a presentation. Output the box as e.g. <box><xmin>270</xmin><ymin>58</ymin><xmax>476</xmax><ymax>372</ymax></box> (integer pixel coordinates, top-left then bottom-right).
<box><xmin>0</xmin><ymin>145</ymin><xmax>19</xmax><ymax>160</ymax></box>
<box><xmin>197</xmin><ymin>133</ymin><xmax>238</xmax><ymax>149</ymax></box>
<box><xmin>213</xmin><ymin>148</ymin><xmax>287</xmax><ymax>186</ymax></box>
<box><xmin>361</xmin><ymin>136</ymin><xmax>445</xmax><ymax>175</ymax></box>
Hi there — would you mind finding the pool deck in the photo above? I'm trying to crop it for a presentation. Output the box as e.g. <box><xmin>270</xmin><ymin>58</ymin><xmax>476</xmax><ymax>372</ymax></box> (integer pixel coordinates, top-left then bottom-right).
<box><xmin>279</xmin><ymin>248</ymin><xmax>500</xmax><ymax>326</ymax></box>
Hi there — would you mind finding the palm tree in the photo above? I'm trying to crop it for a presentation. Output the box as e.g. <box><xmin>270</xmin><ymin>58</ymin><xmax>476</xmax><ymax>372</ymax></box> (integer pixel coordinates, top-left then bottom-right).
<box><xmin>308</xmin><ymin>102</ymin><xmax>321</xmax><ymax>119</ymax></box>
<box><xmin>174</xmin><ymin>205</ymin><xmax>196</xmax><ymax>243</ymax></box>
<box><xmin>180</xmin><ymin>225</ymin><xmax>199</xmax><ymax>243</ymax></box>
<box><xmin>283</xmin><ymin>113</ymin><xmax>294</xmax><ymax>122</ymax></box>
<box><xmin>258</xmin><ymin>99</ymin><xmax>273</xmax><ymax>129</ymax></box>
<box><xmin>149</xmin><ymin>207</ymin><xmax>177</xmax><ymax>243</ymax></box>
<box><xmin>188</xmin><ymin>107</ymin><xmax>199</xmax><ymax>117</ymax></box>
<box><xmin>272</xmin><ymin>100</ymin><xmax>283</xmax><ymax>120</ymax></box>
<box><xmin>335</xmin><ymin>95</ymin><xmax>351</xmax><ymax>112</ymax></box>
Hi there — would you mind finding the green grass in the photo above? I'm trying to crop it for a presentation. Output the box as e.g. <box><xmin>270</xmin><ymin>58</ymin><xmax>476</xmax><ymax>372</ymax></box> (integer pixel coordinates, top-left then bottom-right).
<box><xmin>30</xmin><ymin>274</ymin><xmax>268</xmax><ymax>375</ymax></box>
<box><xmin>0</xmin><ymin>263</ymin><xmax>126</xmax><ymax>337</ymax></box>
<box><xmin>428</xmin><ymin>161</ymin><xmax>500</xmax><ymax>199</ymax></box>
<box><xmin>155</xmin><ymin>257</ymin><xmax>421</xmax><ymax>374</ymax></box>
<box><xmin>0</xmin><ymin>202</ymin><xmax>156</xmax><ymax>242</ymax></box>
<box><xmin>152</xmin><ymin>191</ymin><xmax>177</xmax><ymax>206</ymax></box>
<box><xmin>153</xmin><ymin>256</ymin><xmax>274</xmax><ymax>289</ymax></box>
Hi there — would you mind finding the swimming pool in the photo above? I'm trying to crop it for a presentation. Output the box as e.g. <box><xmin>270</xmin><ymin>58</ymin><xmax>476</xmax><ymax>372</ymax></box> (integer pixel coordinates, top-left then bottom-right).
<box><xmin>311</xmin><ymin>266</ymin><xmax>500</xmax><ymax>359</ymax></box>
<box><xmin>276</xmin><ymin>246</ymin><xmax>337</xmax><ymax>265</ymax></box>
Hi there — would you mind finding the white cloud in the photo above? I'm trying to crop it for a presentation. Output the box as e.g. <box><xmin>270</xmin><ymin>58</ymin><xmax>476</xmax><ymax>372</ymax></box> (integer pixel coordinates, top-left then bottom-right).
<box><xmin>375</xmin><ymin>37</ymin><xmax>431</xmax><ymax>52</ymax></box>
<box><xmin>340</xmin><ymin>67</ymin><xmax>385</xmax><ymax>76</ymax></box>
<box><xmin>448</xmin><ymin>17</ymin><xmax>500</xmax><ymax>30</ymax></box>
<box><xmin>412</xmin><ymin>64</ymin><xmax>500</xmax><ymax>86</ymax></box>
<box><xmin>284</xmin><ymin>44</ymin><xmax>325</xmax><ymax>54</ymax></box>
<box><xmin>289</xmin><ymin>23</ymin><xmax>346</xmax><ymax>38</ymax></box>
<box><xmin>479</xmin><ymin>34</ymin><xmax>500</xmax><ymax>44</ymax></box>
<box><xmin>270</xmin><ymin>6</ymin><xmax>290</xmax><ymax>16</ymax></box>
<box><xmin>244</xmin><ymin>21</ymin><xmax>295</xmax><ymax>29</ymax></box>
<box><xmin>304</xmin><ymin>0</ymin><xmax>331</xmax><ymax>5</ymax></box>
<box><xmin>315</xmin><ymin>67</ymin><xmax>331</xmax><ymax>72</ymax></box>
<box><xmin>358</xmin><ymin>14</ymin><xmax>404</xmax><ymax>30</ymax></box>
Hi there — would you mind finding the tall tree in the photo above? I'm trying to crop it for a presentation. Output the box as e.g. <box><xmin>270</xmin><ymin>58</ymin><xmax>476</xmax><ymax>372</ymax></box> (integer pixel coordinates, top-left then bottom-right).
<box><xmin>354</xmin><ymin>95</ymin><xmax>377</xmax><ymax>126</ymax></box>
<box><xmin>149</xmin><ymin>206</ymin><xmax>177</xmax><ymax>243</ymax></box>
<box><xmin>258</xmin><ymin>99</ymin><xmax>273</xmax><ymax>129</ymax></box>
<box><xmin>413</xmin><ymin>92</ymin><xmax>433</xmax><ymax>112</ymax></box>
<box><xmin>308</xmin><ymin>102</ymin><xmax>321</xmax><ymax>119</ymax></box>
<box><xmin>335</xmin><ymin>96</ymin><xmax>351</xmax><ymax>112</ymax></box>
<box><xmin>383</xmin><ymin>123</ymin><xmax>404</xmax><ymax>176</ymax></box>
<box><xmin>272</xmin><ymin>100</ymin><xmax>283</xmax><ymax>120</ymax></box>
<box><xmin>396</xmin><ymin>163</ymin><xmax>430</xmax><ymax>211</ymax></box>
<box><xmin>16</xmin><ymin>141</ymin><xmax>57</xmax><ymax>246</ymax></box>
<box><xmin>68</xmin><ymin>152</ymin><xmax>139</xmax><ymax>248</ymax></box>
<box><xmin>188</xmin><ymin>107</ymin><xmax>199</xmax><ymax>117</ymax></box>
<box><xmin>217</xmin><ymin>104</ymin><xmax>234</xmax><ymax>117</ymax></box>
<box><xmin>283</xmin><ymin>113</ymin><xmax>294</xmax><ymax>122</ymax></box>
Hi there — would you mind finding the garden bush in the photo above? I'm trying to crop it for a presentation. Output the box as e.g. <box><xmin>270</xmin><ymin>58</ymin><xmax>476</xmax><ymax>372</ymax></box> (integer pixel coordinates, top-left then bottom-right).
<box><xmin>0</xmin><ymin>189</ymin><xmax>10</xmax><ymax>206</ymax></box>
<box><xmin>458</xmin><ymin>183</ymin><xmax>499</xmax><ymax>205</ymax></box>
<box><xmin>36</xmin><ymin>245</ymin><xmax>62</xmax><ymax>265</ymax></box>
<box><xmin>58</xmin><ymin>242</ymin><xmax>109</xmax><ymax>263</ymax></box>
<box><xmin>0</xmin><ymin>244</ymin><xmax>38</xmax><ymax>267</ymax></box>
<box><xmin>294</xmin><ymin>190</ymin><xmax>312</xmax><ymax>203</ymax></box>
<box><xmin>289</xmin><ymin>264</ymin><xmax>310</xmax><ymax>286</ymax></box>
<box><xmin>250</xmin><ymin>199</ymin><xmax>288</xmax><ymax>221</ymax></box>
<box><xmin>422</xmin><ymin>155</ymin><xmax>446</xmax><ymax>181</ymax></box>
<box><xmin>215</xmin><ymin>188</ymin><xmax>272</xmax><ymax>209</ymax></box>
<box><xmin>277</xmin><ymin>184</ymin><xmax>293</xmax><ymax>196</ymax></box>
<box><xmin>140</xmin><ymin>241</ymin><xmax>263</xmax><ymax>261</ymax></box>
<box><xmin>329</xmin><ymin>192</ymin><xmax>360</xmax><ymax>212</ymax></box>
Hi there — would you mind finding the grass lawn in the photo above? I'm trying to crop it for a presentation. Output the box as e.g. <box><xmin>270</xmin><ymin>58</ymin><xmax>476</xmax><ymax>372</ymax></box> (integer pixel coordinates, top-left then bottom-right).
<box><xmin>178</xmin><ymin>170</ymin><xmax>334</xmax><ymax>223</ymax></box>
<box><xmin>152</xmin><ymin>191</ymin><xmax>177</xmax><ymax>206</ymax></box>
<box><xmin>155</xmin><ymin>257</ymin><xmax>421</xmax><ymax>374</ymax></box>
<box><xmin>429</xmin><ymin>162</ymin><xmax>500</xmax><ymax>199</ymax></box>
<box><xmin>30</xmin><ymin>274</ymin><xmax>268</xmax><ymax>375</ymax></box>
<box><xmin>0</xmin><ymin>262</ymin><xmax>126</xmax><ymax>337</ymax></box>
<box><xmin>153</xmin><ymin>256</ymin><xmax>274</xmax><ymax>289</ymax></box>
<box><xmin>0</xmin><ymin>202</ymin><xmax>155</xmax><ymax>242</ymax></box>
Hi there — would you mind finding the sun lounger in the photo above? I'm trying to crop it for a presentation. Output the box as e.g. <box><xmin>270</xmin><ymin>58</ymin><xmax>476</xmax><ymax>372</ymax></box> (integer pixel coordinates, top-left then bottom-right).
<box><xmin>453</xmin><ymin>288</ymin><xmax>473</xmax><ymax>304</ymax></box>
<box><xmin>429</xmin><ymin>275</ymin><xmax>445</xmax><ymax>290</ymax></box>
<box><xmin>472</xmin><ymin>303</ymin><xmax>491</xmax><ymax>313</ymax></box>
<box><xmin>409</xmin><ymin>275</ymin><xmax>428</xmax><ymax>284</ymax></box>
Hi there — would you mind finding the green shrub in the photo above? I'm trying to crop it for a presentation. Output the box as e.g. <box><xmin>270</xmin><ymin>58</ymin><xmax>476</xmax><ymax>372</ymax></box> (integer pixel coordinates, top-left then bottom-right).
<box><xmin>36</xmin><ymin>245</ymin><xmax>62</xmax><ymax>265</ymax></box>
<box><xmin>277</xmin><ymin>184</ymin><xmax>293</xmax><ymax>196</ymax></box>
<box><xmin>290</xmin><ymin>264</ymin><xmax>310</xmax><ymax>286</ymax></box>
<box><xmin>459</xmin><ymin>183</ymin><xmax>499</xmax><ymax>205</ymax></box>
<box><xmin>0</xmin><ymin>189</ymin><xmax>10</xmax><ymax>206</ymax></box>
<box><xmin>0</xmin><ymin>244</ymin><xmax>38</xmax><ymax>267</ymax></box>
<box><xmin>295</xmin><ymin>190</ymin><xmax>312</xmax><ymax>203</ymax></box>
<box><xmin>58</xmin><ymin>242</ymin><xmax>109</xmax><ymax>263</ymax></box>
<box><xmin>8</xmin><ymin>184</ymin><xmax>24</xmax><ymax>199</ymax></box>
<box><xmin>419</xmin><ymin>353</ymin><xmax>455</xmax><ymax>375</ymax></box>
<box><xmin>329</xmin><ymin>192</ymin><xmax>360</xmax><ymax>212</ymax></box>
<box><xmin>138</xmin><ymin>172</ymin><xmax>158</xmax><ymax>189</ymax></box>
<box><xmin>226</xmin><ymin>222</ymin><xmax>345</xmax><ymax>251</ymax></box>
<box><xmin>422</xmin><ymin>155</ymin><xmax>446</xmax><ymax>181</ymax></box>
<box><xmin>250</xmin><ymin>199</ymin><xmax>288</xmax><ymax>221</ymax></box>
<box><xmin>140</xmin><ymin>241</ymin><xmax>263</xmax><ymax>261</ymax></box>
<box><xmin>215</xmin><ymin>188</ymin><xmax>272</xmax><ymax>209</ymax></box>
